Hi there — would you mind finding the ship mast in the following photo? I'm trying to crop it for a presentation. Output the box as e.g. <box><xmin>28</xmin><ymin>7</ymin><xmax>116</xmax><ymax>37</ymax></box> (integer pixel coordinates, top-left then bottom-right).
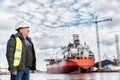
<box><xmin>94</xmin><ymin>16</ymin><xmax>112</xmax><ymax>69</ymax></box>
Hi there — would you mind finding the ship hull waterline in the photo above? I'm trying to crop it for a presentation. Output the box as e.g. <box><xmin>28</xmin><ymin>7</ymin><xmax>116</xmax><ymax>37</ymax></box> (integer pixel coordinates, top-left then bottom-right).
<box><xmin>46</xmin><ymin>57</ymin><xmax>95</xmax><ymax>73</ymax></box>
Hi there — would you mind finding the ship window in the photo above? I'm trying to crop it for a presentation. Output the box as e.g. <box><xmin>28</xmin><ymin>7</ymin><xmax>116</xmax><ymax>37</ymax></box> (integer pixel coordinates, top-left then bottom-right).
<box><xmin>84</xmin><ymin>57</ymin><xmax>86</xmax><ymax>59</ymax></box>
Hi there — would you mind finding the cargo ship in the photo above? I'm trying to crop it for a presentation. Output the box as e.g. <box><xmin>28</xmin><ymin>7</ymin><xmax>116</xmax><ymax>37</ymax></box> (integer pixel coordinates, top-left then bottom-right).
<box><xmin>45</xmin><ymin>34</ymin><xmax>95</xmax><ymax>73</ymax></box>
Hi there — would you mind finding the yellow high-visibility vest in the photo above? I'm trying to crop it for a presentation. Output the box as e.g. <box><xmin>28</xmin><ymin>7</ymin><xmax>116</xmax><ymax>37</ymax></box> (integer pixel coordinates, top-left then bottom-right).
<box><xmin>13</xmin><ymin>36</ymin><xmax>22</xmax><ymax>66</ymax></box>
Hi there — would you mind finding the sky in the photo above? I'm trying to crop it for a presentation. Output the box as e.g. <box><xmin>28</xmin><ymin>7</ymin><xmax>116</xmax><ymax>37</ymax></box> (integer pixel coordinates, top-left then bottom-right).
<box><xmin>0</xmin><ymin>0</ymin><xmax>120</xmax><ymax>71</ymax></box>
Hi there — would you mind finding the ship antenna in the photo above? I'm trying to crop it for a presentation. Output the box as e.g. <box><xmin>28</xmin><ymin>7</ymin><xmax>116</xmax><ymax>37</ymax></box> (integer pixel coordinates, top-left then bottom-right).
<box><xmin>51</xmin><ymin>50</ymin><xmax>54</xmax><ymax>59</ymax></box>
<box><xmin>94</xmin><ymin>16</ymin><xmax>112</xmax><ymax>70</ymax></box>
<box><xmin>67</xmin><ymin>25</ymin><xmax>71</xmax><ymax>43</ymax></box>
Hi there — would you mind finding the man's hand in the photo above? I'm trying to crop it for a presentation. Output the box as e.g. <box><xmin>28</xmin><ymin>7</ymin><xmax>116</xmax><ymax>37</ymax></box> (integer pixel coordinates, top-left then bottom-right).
<box><xmin>11</xmin><ymin>71</ymin><xmax>17</xmax><ymax>75</ymax></box>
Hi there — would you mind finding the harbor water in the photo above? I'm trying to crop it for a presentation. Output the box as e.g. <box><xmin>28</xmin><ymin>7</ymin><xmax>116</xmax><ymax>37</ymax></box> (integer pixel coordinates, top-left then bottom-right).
<box><xmin>0</xmin><ymin>72</ymin><xmax>120</xmax><ymax>80</ymax></box>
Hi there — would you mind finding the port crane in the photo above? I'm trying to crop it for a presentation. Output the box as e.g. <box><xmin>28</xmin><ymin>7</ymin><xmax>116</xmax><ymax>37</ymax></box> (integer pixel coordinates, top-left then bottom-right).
<box><xmin>94</xmin><ymin>16</ymin><xmax>112</xmax><ymax>69</ymax></box>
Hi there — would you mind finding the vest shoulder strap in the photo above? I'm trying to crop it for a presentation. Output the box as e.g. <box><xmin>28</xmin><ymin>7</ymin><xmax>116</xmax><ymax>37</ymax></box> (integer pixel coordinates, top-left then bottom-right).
<box><xmin>13</xmin><ymin>35</ymin><xmax>23</xmax><ymax>66</ymax></box>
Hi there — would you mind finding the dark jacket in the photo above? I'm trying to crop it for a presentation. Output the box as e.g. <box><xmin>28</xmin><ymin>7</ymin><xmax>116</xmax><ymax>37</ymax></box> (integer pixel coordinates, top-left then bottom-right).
<box><xmin>6</xmin><ymin>32</ymin><xmax>36</xmax><ymax>72</ymax></box>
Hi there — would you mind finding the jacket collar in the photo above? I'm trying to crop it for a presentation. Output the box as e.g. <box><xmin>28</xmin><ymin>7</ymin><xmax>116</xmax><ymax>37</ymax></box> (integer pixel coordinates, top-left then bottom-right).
<box><xmin>16</xmin><ymin>32</ymin><xmax>26</xmax><ymax>40</ymax></box>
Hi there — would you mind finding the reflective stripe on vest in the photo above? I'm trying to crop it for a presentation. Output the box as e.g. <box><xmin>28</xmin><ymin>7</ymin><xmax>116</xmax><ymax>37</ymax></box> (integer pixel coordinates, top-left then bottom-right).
<box><xmin>13</xmin><ymin>36</ymin><xmax>22</xmax><ymax>66</ymax></box>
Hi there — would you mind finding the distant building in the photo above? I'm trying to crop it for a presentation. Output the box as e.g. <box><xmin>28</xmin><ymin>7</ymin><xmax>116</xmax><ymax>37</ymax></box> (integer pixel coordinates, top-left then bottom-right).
<box><xmin>93</xmin><ymin>59</ymin><xmax>116</xmax><ymax>68</ymax></box>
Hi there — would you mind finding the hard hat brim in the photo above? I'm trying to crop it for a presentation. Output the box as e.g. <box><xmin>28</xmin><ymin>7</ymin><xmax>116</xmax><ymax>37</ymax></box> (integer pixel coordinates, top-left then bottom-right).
<box><xmin>16</xmin><ymin>26</ymin><xmax>30</xmax><ymax>31</ymax></box>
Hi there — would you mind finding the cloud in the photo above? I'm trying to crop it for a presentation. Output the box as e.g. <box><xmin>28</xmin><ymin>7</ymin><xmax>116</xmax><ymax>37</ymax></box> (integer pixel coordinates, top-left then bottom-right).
<box><xmin>92</xmin><ymin>0</ymin><xmax>120</xmax><ymax>28</ymax></box>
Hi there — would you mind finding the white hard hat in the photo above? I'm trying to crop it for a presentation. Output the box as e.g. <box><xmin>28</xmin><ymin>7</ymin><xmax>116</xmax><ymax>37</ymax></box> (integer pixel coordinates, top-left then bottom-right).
<box><xmin>15</xmin><ymin>21</ymin><xmax>30</xmax><ymax>30</ymax></box>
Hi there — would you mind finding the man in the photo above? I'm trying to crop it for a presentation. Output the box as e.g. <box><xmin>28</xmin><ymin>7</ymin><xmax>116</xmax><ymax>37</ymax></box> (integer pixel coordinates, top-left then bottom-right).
<box><xmin>6</xmin><ymin>21</ymin><xmax>36</xmax><ymax>80</ymax></box>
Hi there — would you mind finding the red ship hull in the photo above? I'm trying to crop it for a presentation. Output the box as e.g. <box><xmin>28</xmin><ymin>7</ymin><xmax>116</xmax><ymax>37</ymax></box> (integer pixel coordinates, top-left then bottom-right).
<box><xmin>46</xmin><ymin>57</ymin><xmax>95</xmax><ymax>73</ymax></box>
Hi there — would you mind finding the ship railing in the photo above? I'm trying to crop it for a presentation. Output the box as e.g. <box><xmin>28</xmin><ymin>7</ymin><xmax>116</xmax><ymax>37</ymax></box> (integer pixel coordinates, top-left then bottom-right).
<box><xmin>66</xmin><ymin>56</ymin><xmax>95</xmax><ymax>60</ymax></box>
<box><xmin>44</xmin><ymin>59</ymin><xmax>55</xmax><ymax>61</ymax></box>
